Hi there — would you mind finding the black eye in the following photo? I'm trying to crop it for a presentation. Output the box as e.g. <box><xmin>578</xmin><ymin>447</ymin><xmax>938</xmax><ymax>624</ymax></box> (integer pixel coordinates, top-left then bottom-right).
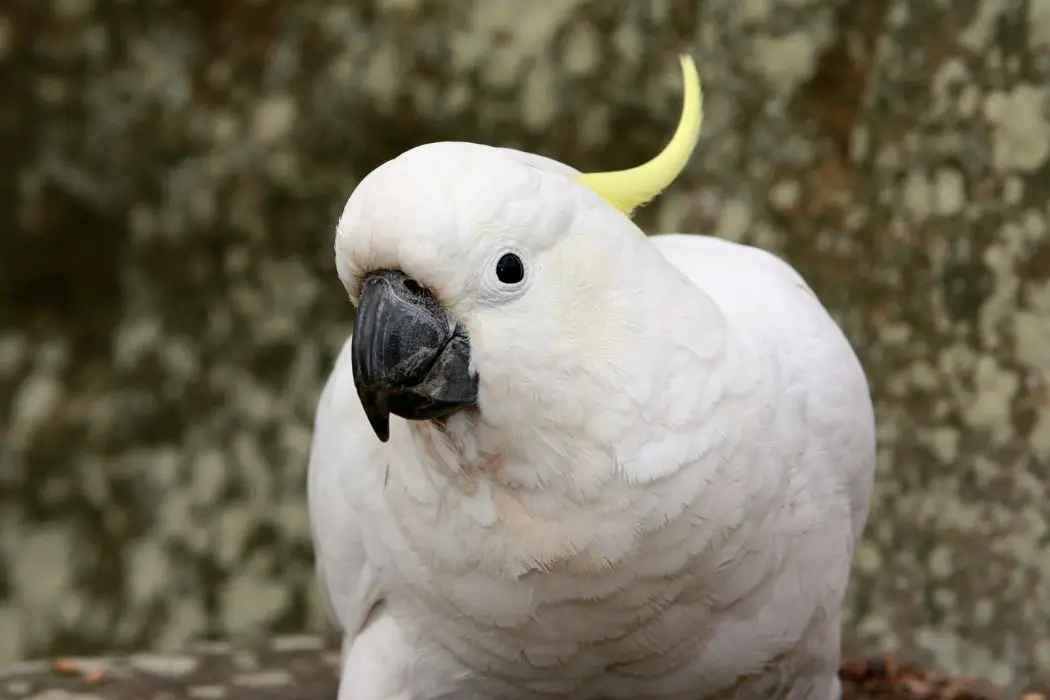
<box><xmin>495</xmin><ymin>252</ymin><xmax>525</xmax><ymax>285</ymax></box>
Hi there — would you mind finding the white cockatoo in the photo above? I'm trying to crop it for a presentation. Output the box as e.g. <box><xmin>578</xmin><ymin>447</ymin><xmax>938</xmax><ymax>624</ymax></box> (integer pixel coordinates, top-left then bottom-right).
<box><xmin>307</xmin><ymin>55</ymin><xmax>876</xmax><ymax>700</ymax></box>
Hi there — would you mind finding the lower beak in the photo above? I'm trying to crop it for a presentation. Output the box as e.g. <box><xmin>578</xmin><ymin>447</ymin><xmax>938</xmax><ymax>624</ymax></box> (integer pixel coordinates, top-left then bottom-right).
<box><xmin>350</xmin><ymin>270</ymin><xmax>478</xmax><ymax>442</ymax></box>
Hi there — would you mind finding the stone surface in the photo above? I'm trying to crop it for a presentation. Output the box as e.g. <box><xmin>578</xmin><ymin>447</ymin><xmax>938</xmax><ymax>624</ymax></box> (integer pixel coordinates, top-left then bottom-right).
<box><xmin>2</xmin><ymin>0</ymin><xmax>1049</xmax><ymax>693</ymax></box>
<box><xmin>0</xmin><ymin>636</ymin><xmax>341</xmax><ymax>700</ymax></box>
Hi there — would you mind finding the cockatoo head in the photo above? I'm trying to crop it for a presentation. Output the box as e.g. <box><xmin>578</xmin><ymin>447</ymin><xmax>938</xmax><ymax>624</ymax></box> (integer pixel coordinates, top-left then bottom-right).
<box><xmin>335</xmin><ymin>56</ymin><xmax>703</xmax><ymax>443</ymax></box>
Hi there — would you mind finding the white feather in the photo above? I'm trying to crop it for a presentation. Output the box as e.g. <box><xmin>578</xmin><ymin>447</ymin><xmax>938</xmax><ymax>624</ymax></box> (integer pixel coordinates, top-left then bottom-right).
<box><xmin>309</xmin><ymin>143</ymin><xmax>876</xmax><ymax>700</ymax></box>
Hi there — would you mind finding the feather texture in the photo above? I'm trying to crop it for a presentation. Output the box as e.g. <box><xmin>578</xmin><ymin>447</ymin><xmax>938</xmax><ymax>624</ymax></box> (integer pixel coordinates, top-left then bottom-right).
<box><xmin>309</xmin><ymin>143</ymin><xmax>876</xmax><ymax>700</ymax></box>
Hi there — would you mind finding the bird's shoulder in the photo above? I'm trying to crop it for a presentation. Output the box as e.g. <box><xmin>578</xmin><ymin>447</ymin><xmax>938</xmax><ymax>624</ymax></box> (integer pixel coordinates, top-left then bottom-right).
<box><xmin>650</xmin><ymin>233</ymin><xmax>876</xmax><ymax>538</ymax></box>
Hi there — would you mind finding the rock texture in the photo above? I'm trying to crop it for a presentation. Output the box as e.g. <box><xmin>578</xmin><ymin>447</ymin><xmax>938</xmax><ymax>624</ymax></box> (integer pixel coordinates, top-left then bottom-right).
<box><xmin>2</xmin><ymin>0</ymin><xmax>1049</xmax><ymax>694</ymax></box>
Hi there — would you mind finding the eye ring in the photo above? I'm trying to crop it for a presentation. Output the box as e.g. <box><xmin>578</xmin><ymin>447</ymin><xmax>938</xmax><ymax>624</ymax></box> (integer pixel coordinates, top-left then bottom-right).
<box><xmin>495</xmin><ymin>252</ymin><xmax>525</xmax><ymax>285</ymax></box>
<box><xmin>478</xmin><ymin>248</ymin><xmax>531</xmax><ymax>304</ymax></box>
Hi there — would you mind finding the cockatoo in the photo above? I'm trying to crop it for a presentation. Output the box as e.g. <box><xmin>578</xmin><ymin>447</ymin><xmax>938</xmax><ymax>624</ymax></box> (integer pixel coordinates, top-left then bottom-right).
<box><xmin>307</xmin><ymin>55</ymin><xmax>876</xmax><ymax>700</ymax></box>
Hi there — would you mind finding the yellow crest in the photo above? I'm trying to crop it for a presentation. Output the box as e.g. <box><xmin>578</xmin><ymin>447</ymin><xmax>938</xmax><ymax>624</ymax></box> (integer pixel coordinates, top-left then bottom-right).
<box><xmin>577</xmin><ymin>55</ymin><xmax>704</xmax><ymax>219</ymax></box>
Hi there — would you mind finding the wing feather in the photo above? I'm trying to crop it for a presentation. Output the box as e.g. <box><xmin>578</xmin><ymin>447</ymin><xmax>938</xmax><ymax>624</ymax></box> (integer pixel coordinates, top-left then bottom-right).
<box><xmin>651</xmin><ymin>233</ymin><xmax>876</xmax><ymax>544</ymax></box>
<box><xmin>307</xmin><ymin>334</ymin><xmax>386</xmax><ymax>638</ymax></box>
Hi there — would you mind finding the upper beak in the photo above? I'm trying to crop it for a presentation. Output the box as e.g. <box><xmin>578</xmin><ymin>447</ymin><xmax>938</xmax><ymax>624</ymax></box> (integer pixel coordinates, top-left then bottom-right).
<box><xmin>351</xmin><ymin>270</ymin><xmax>478</xmax><ymax>442</ymax></box>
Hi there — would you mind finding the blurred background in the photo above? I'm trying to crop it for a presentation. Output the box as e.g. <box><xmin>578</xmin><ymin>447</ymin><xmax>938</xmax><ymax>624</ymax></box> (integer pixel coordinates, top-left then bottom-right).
<box><xmin>1</xmin><ymin>0</ymin><xmax>1048</xmax><ymax>694</ymax></box>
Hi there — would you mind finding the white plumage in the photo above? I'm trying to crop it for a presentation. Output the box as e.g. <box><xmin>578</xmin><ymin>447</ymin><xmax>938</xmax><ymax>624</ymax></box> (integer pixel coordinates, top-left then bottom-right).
<box><xmin>308</xmin><ymin>57</ymin><xmax>876</xmax><ymax>700</ymax></box>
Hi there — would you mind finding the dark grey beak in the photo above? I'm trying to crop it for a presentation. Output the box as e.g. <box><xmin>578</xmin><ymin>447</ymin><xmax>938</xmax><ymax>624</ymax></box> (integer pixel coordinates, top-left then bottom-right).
<box><xmin>351</xmin><ymin>270</ymin><xmax>478</xmax><ymax>442</ymax></box>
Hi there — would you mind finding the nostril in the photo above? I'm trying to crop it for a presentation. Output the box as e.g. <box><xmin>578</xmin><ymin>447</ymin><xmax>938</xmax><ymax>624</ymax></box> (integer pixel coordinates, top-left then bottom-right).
<box><xmin>403</xmin><ymin>278</ymin><xmax>424</xmax><ymax>295</ymax></box>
